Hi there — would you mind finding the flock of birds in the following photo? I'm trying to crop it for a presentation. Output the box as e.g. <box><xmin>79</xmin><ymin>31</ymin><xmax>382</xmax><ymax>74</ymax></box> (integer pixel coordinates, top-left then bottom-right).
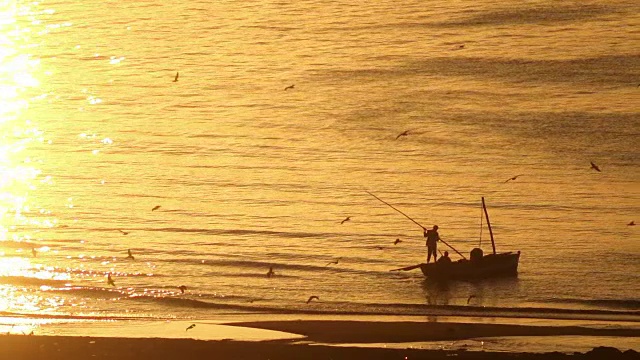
<box><xmin>30</xmin><ymin>73</ymin><xmax>634</xmax><ymax>324</ymax></box>
<box><xmin>87</xmin><ymin>154</ymin><xmax>630</xmax><ymax>323</ymax></box>
<box><xmin>42</xmin><ymin>62</ymin><xmax>628</xmax><ymax>330</ymax></box>
<box><xmin>83</xmin><ymin>205</ymin><xmax>191</xmax><ymax>294</ymax></box>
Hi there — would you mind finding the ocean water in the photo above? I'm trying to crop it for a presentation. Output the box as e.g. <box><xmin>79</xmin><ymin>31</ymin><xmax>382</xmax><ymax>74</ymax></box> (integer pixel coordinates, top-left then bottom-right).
<box><xmin>0</xmin><ymin>0</ymin><xmax>638</xmax><ymax>331</ymax></box>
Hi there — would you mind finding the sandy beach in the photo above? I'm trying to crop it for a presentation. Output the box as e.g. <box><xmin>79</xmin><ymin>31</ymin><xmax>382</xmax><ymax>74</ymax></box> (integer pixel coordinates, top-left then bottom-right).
<box><xmin>1</xmin><ymin>319</ymin><xmax>638</xmax><ymax>360</ymax></box>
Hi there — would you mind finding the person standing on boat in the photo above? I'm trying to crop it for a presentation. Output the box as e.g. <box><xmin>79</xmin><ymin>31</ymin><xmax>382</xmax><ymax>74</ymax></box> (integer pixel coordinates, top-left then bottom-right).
<box><xmin>424</xmin><ymin>225</ymin><xmax>441</xmax><ymax>263</ymax></box>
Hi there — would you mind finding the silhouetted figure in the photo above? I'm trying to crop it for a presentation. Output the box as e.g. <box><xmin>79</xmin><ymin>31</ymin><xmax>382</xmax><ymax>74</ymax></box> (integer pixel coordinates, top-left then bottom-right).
<box><xmin>178</xmin><ymin>285</ymin><xmax>187</xmax><ymax>294</ymax></box>
<box><xmin>173</xmin><ymin>72</ymin><xmax>179</xmax><ymax>82</ymax></box>
<box><xmin>306</xmin><ymin>295</ymin><xmax>319</xmax><ymax>304</ymax></box>
<box><xmin>437</xmin><ymin>251</ymin><xmax>452</xmax><ymax>265</ymax></box>
<box><xmin>340</xmin><ymin>216</ymin><xmax>351</xmax><ymax>224</ymax></box>
<box><xmin>590</xmin><ymin>161</ymin><xmax>601</xmax><ymax>172</ymax></box>
<box><xmin>395</xmin><ymin>130</ymin><xmax>409</xmax><ymax>140</ymax></box>
<box><xmin>424</xmin><ymin>225</ymin><xmax>441</xmax><ymax>263</ymax></box>
<box><xmin>107</xmin><ymin>273</ymin><xmax>115</xmax><ymax>287</ymax></box>
<box><xmin>118</xmin><ymin>230</ymin><xmax>129</xmax><ymax>235</ymax></box>
<box><xmin>126</xmin><ymin>249</ymin><xmax>134</xmax><ymax>260</ymax></box>
<box><xmin>266</xmin><ymin>266</ymin><xmax>275</xmax><ymax>278</ymax></box>
<box><xmin>284</xmin><ymin>84</ymin><xmax>294</xmax><ymax>90</ymax></box>
<box><xmin>186</xmin><ymin>324</ymin><xmax>195</xmax><ymax>331</ymax></box>
<box><xmin>152</xmin><ymin>205</ymin><xmax>161</xmax><ymax>211</ymax></box>
<box><xmin>394</xmin><ymin>238</ymin><xmax>402</xmax><ymax>245</ymax></box>
<box><xmin>504</xmin><ymin>174</ymin><xmax>523</xmax><ymax>183</ymax></box>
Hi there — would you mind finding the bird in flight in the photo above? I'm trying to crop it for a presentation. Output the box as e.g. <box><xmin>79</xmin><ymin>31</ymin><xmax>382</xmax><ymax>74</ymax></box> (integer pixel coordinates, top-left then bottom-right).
<box><xmin>118</xmin><ymin>230</ymin><xmax>129</xmax><ymax>235</ymax></box>
<box><xmin>284</xmin><ymin>84</ymin><xmax>295</xmax><ymax>91</ymax></box>
<box><xmin>340</xmin><ymin>216</ymin><xmax>351</xmax><ymax>224</ymax></box>
<box><xmin>126</xmin><ymin>249</ymin><xmax>135</xmax><ymax>260</ymax></box>
<box><xmin>186</xmin><ymin>324</ymin><xmax>196</xmax><ymax>331</ymax></box>
<box><xmin>504</xmin><ymin>174</ymin><xmax>524</xmax><ymax>183</ymax></box>
<box><xmin>628</xmin><ymin>221</ymin><xmax>636</xmax><ymax>226</ymax></box>
<box><xmin>306</xmin><ymin>295</ymin><xmax>319</xmax><ymax>304</ymax></box>
<box><xmin>394</xmin><ymin>238</ymin><xmax>402</xmax><ymax>245</ymax></box>
<box><xmin>325</xmin><ymin>257</ymin><xmax>341</xmax><ymax>266</ymax></box>
<box><xmin>467</xmin><ymin>294</ymin><xmax>476</xmax><ymax>304</ymax></box>
<box><xmin>152</xmin><ymin>205</ymin><xmax>161</xmax><ymax>211</ymax></box>
<box><xmin>107</xmin><ymin>273</ymin><xmax>115</xmax><ymax>287</ymax></box>
<box><xmin>590</xmin><ymin>161</ymin><xmax>601</xmax><ymax>172</ymax></box>
<box><xmin>178</xmin><ymin>285</ymin><xmax>187</xmax><ymax>294</ymax></box>
<box><xmin>173</xmin><ymin>72</ymin><xmax>179</xmax><ymax>82</ymax></box>
<box><xmin>395</xmin><ymin>130</ymin><xmax>409</xmax><ymax>140</ymax></box>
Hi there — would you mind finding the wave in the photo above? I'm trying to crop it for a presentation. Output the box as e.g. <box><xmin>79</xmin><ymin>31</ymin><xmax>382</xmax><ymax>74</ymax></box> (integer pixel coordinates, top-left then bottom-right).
<box><xmin>7</xmin><ymin>284</ymin><xmax>640</xmax><ymax>322</ymax></box>
<box><xmin>125</xmin><ymin>298</ymin><xmax>640</xmax><ymax>323</ymax></box>
<box><xmin>84</xmin><ymin>226</ymin><xmax>324</xmax><ymax>239</ymax></box>
<box><xmin>545</xmin><ymin>298</ymin><xmax>640</xmax><ymax>311</ymax></box>
<box><xmin>44</xmin><ymin>286</ymin><xmax>125</xmax><ymax>298</ymax></box>
<box><xmin>0</xmin><ymin>275</ymin><xmax>69</xmax><ymax>287</ymax></box>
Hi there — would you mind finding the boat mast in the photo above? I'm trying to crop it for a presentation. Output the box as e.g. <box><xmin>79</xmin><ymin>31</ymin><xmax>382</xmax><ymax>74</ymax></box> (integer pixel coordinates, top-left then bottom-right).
<box><xmin>481</xmin><ymin>197</ymin><xmax>496</xmax><ymax>255</ymax></box>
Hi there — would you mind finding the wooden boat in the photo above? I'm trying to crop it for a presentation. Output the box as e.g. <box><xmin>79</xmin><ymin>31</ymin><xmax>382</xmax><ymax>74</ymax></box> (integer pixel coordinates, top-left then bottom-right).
<box><xmin>420</xmin><ymin>197</ymin><xmax>520</xmax><ymax>281</ymax></box>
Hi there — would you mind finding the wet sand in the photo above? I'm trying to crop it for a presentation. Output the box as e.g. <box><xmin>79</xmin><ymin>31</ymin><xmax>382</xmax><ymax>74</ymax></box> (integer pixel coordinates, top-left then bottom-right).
<box><xmin>225</xmin><ymin>319</ymin><xmax>640</xmax><ymax>343</ymax></box>
<box><xmin>1</xmin><ymin>319</ymin><xmax>638</xmax><ymax>359</ymax></box>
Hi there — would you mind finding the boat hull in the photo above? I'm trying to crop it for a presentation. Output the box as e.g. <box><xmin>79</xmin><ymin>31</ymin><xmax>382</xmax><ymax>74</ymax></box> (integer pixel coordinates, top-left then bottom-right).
<box><xmin>420</xmin><ymin>251</ymin><xmax>520</xmax><ymax>281</ymax></box>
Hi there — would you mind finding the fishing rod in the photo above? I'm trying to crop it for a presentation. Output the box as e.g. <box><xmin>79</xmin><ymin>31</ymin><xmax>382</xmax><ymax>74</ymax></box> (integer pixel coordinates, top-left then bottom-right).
<box><xmin>365</xmin><ymin>190</ymin><xmax>467</xmax><ymax>260</ymax></box>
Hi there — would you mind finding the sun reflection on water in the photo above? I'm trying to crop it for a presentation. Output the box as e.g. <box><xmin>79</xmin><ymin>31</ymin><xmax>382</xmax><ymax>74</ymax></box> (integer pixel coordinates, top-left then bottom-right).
<box><xmin>0</xmin><ymin>2</ymin><xmax>72</xmax><ymax>315</ymax></box>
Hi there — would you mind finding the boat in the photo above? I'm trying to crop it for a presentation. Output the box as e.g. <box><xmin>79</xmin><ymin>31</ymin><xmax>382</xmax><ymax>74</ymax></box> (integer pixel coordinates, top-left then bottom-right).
<box><xmin>420</xmin><ymin>197</ymin><xmax>521</xmax><ymax>281</ymax></box>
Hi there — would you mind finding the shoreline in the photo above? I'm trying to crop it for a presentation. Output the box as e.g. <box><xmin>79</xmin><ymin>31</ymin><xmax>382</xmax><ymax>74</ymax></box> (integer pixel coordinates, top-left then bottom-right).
<box><xmin>1</xmin><ymin>315</ymin><xmax>638</xmax><ymax>359</ymax></box>
<box><xmin>1</xmin><ymin>335</ymin><xmax>638</xmax><ymax>360</ymax></box>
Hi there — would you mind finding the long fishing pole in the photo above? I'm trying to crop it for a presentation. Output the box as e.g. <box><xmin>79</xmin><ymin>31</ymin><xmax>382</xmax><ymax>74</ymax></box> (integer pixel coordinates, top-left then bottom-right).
<box><xmin>365</xmin><ymin>190</ymin><xmax>424</xmax><ymax>230</ymax></box>
<box><xmin>365</xmin><ymin>190</ymin><xmax>467</xmax><ymax>260</ymax></box>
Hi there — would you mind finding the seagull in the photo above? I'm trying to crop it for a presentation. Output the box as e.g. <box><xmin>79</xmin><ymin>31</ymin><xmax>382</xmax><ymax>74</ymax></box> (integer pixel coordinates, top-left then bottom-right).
<box><xmin>340</xmin><ymin>216</ymin><xmax>351</xmax><ymax>224</ymax></box>
<box><xmin>504</xmin><ymin>174</ymin><xmax>524</xmax><ymax>183</ymax></box>
<box><xmin>107</xmin><ymin>273</ymin><xmax>115</xmax><ymax>287</ymax></box>
<box><xmin>394</xmin><ymin>238</ymin><xmax>402</xmax><ymax>245</ymax></box>
<box><xmin>178</xmin><ymin>285</ymin><xmax>187</xmax><ymax>294</ymax></box>
<box><xmin>173</xmin><ymin>72</ymin><xmax>179</xmax><ymax>82</ymax></box>
<box><xmin>590</xmin><ymin>161</ymin><xmax>601</xmax><ymax>172</ymax></box>
<box><xmin>467</xmin><ymin>295</ymin><xmax>476</xmax><ymax>304</ymax></box>
<box><xmin>306</xmin><ymin>295</ymin><xmax>319</xmax><ymax>304</ymax></box>
<box><xmin>395</xmin><ymin>130</ymin><xmax>409</xmax><ymax>140</ymax></box>
<box><xmin>152</xmin><ymin>205</ymin><xmax>161</xmax><ymax>211</ymax></box>
<box><xmin>284</xmin><ymin>84</ymin><xmax>295</xmax><ymax>91</ymax></box>
<box><xmin>32</xmin><ymin>248</ymin><xmax>37</xmax><ymax>257</ymax></box>
<box><xmin>325</xmin><ymin>257</ymin><xmax>341</xmax><ymax>266</ymax></box>
<box><xmin>118</xmin><ymin>230</ymin><xmax>129</xmax><ymax>235</ymax></box>
<box><xmin>186</xmin><ymin>324</ymin><xmax>196</xmax><ymax>331</ymax></box>
<box><xmin>628</xmin><ymin>221</ymin><xmax>636</xmax><ymax>226</ymax></box>
<box><xmin>266</xmin><ymin>266</ymin><xmax>275</xmax><ymax>278</ymax></box>
<box><xmin>126</xmin><ymin>249</ymin><xmax>135</xmax><ymax>260</ymax></box>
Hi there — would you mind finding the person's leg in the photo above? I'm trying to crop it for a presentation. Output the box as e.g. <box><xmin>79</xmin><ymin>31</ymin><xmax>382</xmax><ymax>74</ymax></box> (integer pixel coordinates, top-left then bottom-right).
<box><xmin>433</xmin><ymin>245</ymin><xmax>438</xmax><ymax>262</ymax></box>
